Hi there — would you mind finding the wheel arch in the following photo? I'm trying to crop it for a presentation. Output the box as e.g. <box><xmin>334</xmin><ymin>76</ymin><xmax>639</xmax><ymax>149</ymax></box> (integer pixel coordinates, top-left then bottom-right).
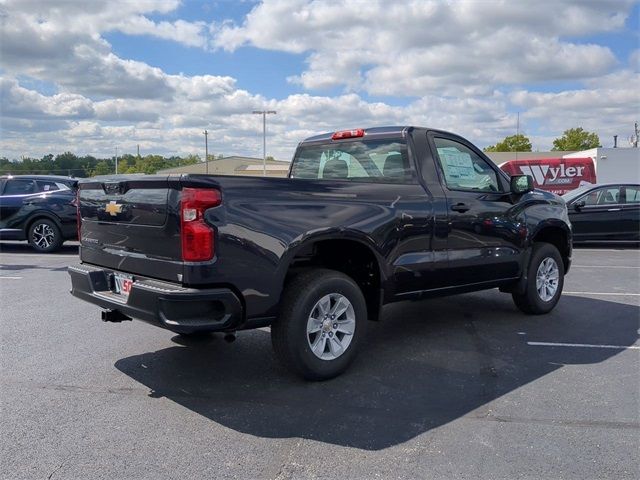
<box><xmin>531</xmin><ymin>221</ymin><xmax>571</xmax><ymax>273</ymax></box>
<box><xmin>279</xmin><ymin>233</ymin><xmax>386</xmax><ymax>321</ymax></box>
<box><xmin>24</xmin><ymin>212</ymin><xmax>64</xmax><ymax>236</ymax></box>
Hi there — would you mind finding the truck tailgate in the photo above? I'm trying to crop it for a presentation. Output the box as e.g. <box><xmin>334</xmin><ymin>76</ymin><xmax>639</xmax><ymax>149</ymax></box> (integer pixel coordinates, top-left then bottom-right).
<box><xmin>78</xmin><ymin>175</ymin><xmax>183</xmax><ymax>282</ymax></box>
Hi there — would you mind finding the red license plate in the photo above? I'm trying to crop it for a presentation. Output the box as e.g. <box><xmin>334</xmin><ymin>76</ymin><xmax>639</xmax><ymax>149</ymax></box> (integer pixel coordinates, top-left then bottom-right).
<box><xmin>113</xmin><ymin>273</ymin><xmax>134</xmax><ymax>297</ymax></box>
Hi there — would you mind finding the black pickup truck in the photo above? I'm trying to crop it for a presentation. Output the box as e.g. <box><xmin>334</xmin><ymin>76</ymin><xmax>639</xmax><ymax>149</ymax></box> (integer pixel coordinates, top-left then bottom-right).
<box><xmin>69</xmin><ymin>126</ymin><xmax>571</xmax><ymax>380</ymax></box>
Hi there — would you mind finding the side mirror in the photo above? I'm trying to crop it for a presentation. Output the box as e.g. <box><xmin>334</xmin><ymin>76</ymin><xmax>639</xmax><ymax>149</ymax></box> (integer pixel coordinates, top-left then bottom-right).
<box><xmin>510</xmin><ymin>174</ymin><xmax>534</xmax><ymax>194</ymax></box>
<box><xmin>573</xmin><ymin>200</ymin><xmax>586</xmax><ymax>212</ymax></box>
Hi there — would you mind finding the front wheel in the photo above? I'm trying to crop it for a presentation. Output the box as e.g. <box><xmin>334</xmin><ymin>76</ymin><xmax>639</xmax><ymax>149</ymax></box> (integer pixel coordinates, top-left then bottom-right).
<box><xmin>512</xmin><ymin>242</ymin><xmax>564</xmax><ymax>314</ymax></box>
<box><xmin>28</xmin><ymin>218</ymin><xmax>63</xmax><ymax>253</ymax></box>
<box><xmin>271</xmin><ymin>269</ymin><xmax>366</xmax><ymax>381</ymax></box>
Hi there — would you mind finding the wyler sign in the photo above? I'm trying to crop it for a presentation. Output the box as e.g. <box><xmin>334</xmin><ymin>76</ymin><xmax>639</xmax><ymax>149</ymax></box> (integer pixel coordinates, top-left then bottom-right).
<box><xmin>500</xmin><ymin>157</ymin><xmax>596</xmax><ymax>195</ymax></box>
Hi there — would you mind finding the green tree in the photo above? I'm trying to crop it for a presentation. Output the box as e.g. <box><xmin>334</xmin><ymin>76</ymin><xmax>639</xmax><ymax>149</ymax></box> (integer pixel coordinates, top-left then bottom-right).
<box><xmin>484</xmin><ymin>134</ymin><xmax>532</xmax><ymax>152</ymax></box>
<box><xmin>55</xmin><ymin>151</ymin><xmax>78</xmax><ymax>168</ymax></box>
<box><xmin>552</xmin><ymin>127</ymin><xmax>600</xmax><ymax>151</ymax></box>
<box><xmin>183</xmin><ymin>154</ymin><xmax>201</xmax><ymax>166</ymax></box>
<box><xmin>91</xmin><ymin>161</ymin><xmax>112</xmax><ymax>176</ymax></box>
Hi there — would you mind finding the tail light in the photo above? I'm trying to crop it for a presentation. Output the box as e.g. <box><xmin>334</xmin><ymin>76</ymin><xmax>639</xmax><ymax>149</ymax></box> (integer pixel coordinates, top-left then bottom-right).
<box><xmin>181</xmin><ymin>188</ymin><xmax>221</xmax><ymax>262</ymax></box>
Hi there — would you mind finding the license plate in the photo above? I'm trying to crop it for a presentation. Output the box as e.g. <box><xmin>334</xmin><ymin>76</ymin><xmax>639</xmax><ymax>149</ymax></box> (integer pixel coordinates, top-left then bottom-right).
<box><xmin>113</xmin><ymin>273</ymin><xmax>134</xmax><ymax>297</ymax></box>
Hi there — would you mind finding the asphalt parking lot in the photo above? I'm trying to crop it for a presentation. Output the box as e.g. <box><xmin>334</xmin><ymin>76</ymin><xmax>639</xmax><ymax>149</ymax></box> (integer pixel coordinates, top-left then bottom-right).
<box><xmin>1</xmin><ymin>242</ymin><xmax>638</xmax><ymax>480</ymax></box>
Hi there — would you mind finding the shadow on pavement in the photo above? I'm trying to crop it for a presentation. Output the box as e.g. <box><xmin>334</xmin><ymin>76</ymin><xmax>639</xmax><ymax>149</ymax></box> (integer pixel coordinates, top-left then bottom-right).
<box><xmin>0</xmin><ymin>241</ymin><xmax>79</xmax><ymax>255</ymax></box>
<box><xmin>115</xmin><ymin>293</ymin><xmax>638</xmax><ymax>450</ymax></box>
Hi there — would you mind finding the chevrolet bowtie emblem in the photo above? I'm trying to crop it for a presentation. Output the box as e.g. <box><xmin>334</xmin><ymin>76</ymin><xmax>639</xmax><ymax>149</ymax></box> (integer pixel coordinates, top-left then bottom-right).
<box><xmin>105</xmin><ymin>201</ymin><xmax>123</xmax><ymax>216</ymax></box>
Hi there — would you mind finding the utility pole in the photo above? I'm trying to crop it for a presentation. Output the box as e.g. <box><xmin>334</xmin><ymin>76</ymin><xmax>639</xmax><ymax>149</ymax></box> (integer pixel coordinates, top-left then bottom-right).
<box><xmin>203</xmin><ymin>130</ymin><xmax>209</xmax><ymax>174</ymax></box>
<box><xmin>252</xmin><ymin>110</ymin><xmax>277</xmax><ymax>176</ymax></box>
<box><xmin>115</xmin><ymin>146</ymin><xmax>118</xmax><ymax>175</ymax></box>
<box><xmin>515</xmin><ymin>112</ymin><xmax>519</xmax><ymax>161</ymax></box>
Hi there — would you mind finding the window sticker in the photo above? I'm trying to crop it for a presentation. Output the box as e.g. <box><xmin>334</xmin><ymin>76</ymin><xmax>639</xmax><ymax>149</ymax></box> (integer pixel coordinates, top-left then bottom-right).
<box><xmin>438</xmin><ymin>148</ymin><xmax>475</xmax><ymax>180</ymax></box>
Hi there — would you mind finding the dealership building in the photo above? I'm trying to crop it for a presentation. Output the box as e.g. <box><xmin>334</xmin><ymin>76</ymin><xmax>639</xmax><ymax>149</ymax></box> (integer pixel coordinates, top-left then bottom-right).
<box><xmin>158</xmin><ymin>156</ymin><xmax>291</xmax><ymax>177</ymax></box>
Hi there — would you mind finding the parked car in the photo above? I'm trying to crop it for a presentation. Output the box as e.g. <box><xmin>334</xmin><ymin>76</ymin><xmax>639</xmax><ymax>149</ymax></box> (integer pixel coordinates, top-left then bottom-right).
<box><xmin>562</xmin><ymin>183</ymin><xmax>640</xmax><ymax>243</ymax></box>
<box><xmin>69</xmin><ymin>126</ymin><xmax>572</xmax><ymax>380</ymax></box>
<box><xmin>0</xmin><ymin>175</ymin><xmax>78</xmax><ymax>252</ymax></box>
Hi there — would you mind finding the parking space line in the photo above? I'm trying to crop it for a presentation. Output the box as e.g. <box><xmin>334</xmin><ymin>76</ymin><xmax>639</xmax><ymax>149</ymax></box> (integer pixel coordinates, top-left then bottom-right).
<box><xmin>0</xmin><ymin>276</ymin><xmax>22</xmax><ymax>279</ymax></box>
<box><xmin>572</xmin><ymin>265</ymin><xmax>640</xmax><ymax>269</ymax></box>
<box><xmin>574</xmin><ymin>248</ymin><xmax>640</xmax><ymax>252</ymax></box>
<box><xmin>528</xmin><ymin>341</ymin><xmax>639</xmax><ymax>350</ymax></box>
<box><xmin>564</xmin><ymin>291</ymin><xmax>640</xmax><ymax>296</ymax></box>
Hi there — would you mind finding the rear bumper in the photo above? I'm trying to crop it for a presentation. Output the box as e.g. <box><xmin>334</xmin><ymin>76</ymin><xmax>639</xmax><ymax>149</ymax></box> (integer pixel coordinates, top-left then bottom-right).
<box><xmin>68</xmin><ymin>263</ymin><xmax>243</xmax><ymax>334</ymax></box>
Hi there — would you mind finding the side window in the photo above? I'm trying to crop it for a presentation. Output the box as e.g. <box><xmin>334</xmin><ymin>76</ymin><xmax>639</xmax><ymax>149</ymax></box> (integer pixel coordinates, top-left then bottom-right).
<box><xmin>582</xmin><ymin>189</ymin><xmax>601</xmax><ymax>206</ymax></box>
<box><xmin>433</xmin><ymin>137</ymin><xmax>500</xmax><ymax>192</ymax></box>
<box><xmin>37</xmin><ymin>180</ymin><xmax>60</xmax><ymax>192</ymax></box>
<box><xmin>597</xmin><ymin>187</ymin><xmax>621</xmax><ymax>205</ymax></box>
<box><xmin>3</xmin><ymin>180</ymin><xmax>36</xmax><ymax>195</ymax></box>
<box><xmin>581</xmin><ymin>187</ymin><xmax>621</xmax><ymax>206</ymax></box>
<box><xmin>624</xmin><ymin>187</ymin><xmax>640</xmax><ymax>204</ymax></box>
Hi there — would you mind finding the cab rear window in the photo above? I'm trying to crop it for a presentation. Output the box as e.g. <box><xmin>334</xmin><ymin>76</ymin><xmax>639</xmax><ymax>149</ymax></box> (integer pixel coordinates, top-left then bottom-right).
<box><xmin>290</xmin><ymin>139</ymin><xmax>415</xmax><ymax>183</ymax></box>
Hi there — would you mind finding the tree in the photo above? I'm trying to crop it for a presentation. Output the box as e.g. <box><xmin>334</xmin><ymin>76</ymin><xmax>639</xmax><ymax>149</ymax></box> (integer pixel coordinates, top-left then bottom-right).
<box><xmin>55</xmin><ymin>152</ymin><xmax>79</xmax><ymax>170</ymax></box>
<box><xmin>183</xmin><ymin>154</ymin><xmax>201</xmax><ymax>166</ymax></box>
<box><xmin>484</xmin><ymin>134</ymin><xmax>532</xmax><ymax>152</ymax></box>
<box><xmin>552</xmin><ymin>127</ymin><xmax>600</xmax><ymax>151</ymax></box>
<box><xmin>91</xmin><ymin>161</ymin><xmax>112</xmax><ymax>176</ymax></box>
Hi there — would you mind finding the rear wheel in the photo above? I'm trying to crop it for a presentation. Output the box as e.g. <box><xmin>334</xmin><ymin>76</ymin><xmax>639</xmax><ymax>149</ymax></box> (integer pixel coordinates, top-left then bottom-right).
<box><xmin>28</xmin><ymin>218</ymin><xmax>63</xmax><ymax>253</ymax></box>
<box><xmin>512</xmin><ymin>242</ymin><xmax>564</xmax><ymax>314</ymax></box>
<box><xmin>271</xmin><ymin>269</ymin><xmax>366</xmax><ymax>380</ymax></box>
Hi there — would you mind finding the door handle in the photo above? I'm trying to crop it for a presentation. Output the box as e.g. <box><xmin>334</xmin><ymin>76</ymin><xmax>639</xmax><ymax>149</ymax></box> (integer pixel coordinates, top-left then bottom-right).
<box><xmin>451</xmin><ymin>203</ymin><xmax>470</xmax><ymax>213</ymax></box>
<box><xmin>607</xmin><ymin>208</ymin><xmax>621</xmax><ymax>212</ymax></box>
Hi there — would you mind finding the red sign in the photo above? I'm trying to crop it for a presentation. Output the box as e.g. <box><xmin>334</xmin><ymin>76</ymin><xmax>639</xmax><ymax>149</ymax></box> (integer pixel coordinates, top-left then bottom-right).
<box><xmin>500</xmin><ymin>157</ymin><xmax>596</xmax><ymax>195</ymax></box>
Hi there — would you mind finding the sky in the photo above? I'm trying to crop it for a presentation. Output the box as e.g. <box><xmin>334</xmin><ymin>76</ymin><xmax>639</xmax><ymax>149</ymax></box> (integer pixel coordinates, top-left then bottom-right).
<box><xmin>0</xmin><ymin>0</ymin><xmax>638</xmax><ymax>162</ymax></box>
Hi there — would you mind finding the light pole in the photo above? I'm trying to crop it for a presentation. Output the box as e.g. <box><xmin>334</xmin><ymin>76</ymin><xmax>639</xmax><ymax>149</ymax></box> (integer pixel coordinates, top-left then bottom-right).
<box><xmin>115</xmin><ymin>146</ymin><xmax>118</xmax><ymax>175</ymax></box>
<box><xmin>252</xmin><ymin>110</ymin><xmax>276</xmax><ymax>176</ymax></box>
<box><xmin>203</xmin><ymin>130</ymin><xmax>209</xmax><ymax>174</ymax></box>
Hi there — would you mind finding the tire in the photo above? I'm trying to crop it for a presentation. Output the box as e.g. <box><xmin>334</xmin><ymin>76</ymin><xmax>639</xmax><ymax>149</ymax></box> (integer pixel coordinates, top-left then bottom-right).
<box><xmin>271</xmin><ymin>268</ymin><xmax>367</xmax><ymax>381</ymax></box>
<box><xmin>512</xmin><ymin>242</ymin><xmax>564</xmax><ymax>315</ymax></box>
<box><xmin>28</xmin><ymin>218</ymin><xmax>63</xmax><ymax>253</ymax></box>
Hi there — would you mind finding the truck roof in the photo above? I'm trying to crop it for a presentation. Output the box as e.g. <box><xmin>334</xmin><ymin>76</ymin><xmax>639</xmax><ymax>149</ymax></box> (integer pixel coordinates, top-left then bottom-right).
<box><xmin>300</xmin><ymin>126</ymin><xmax>464</xmax><ymax>145</ymax></box>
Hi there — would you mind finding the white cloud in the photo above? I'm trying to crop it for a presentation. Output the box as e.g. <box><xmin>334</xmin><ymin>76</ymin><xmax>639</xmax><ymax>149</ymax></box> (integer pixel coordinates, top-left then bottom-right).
<box><xmin>0</xmin><ymin>0</ymin><xmax>208</xmax><ymax>99</ymax></box>
<box><xmin>0</xmin><ymin>0</ymin><xmax>637</xmax><ymax>162</ymax></box>
<box><xmin>116</xmin><ymin>17</ymin><xmax>208</xmax><ymax>48</ymax></box>
<box><xmin>510</xmin><ymin>69</ymin><xmax>640</xmax><ymax>145</ymax></box>
<box><xmin>215</xmin><ymin>0</ymin><xmax>632</xmax><ymax>95</ymax></box>
<box><xmin>0</xmin><ymin>77</ymin><xmax>94</xmax><ymax>120</ymax></box>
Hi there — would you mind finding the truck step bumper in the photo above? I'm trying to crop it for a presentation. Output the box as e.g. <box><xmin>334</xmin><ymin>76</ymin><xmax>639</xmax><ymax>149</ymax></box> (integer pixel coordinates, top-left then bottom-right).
<box><xmin>68</xmin><ymin>263</ymin><xmax>243</xmax><ymax>334</ymax></box>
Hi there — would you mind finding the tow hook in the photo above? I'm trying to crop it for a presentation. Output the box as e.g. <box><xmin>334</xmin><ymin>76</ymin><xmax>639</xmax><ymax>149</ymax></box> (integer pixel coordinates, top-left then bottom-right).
<box><xmin>224</xmin><ymin>332</ymin><xmax>237</xmax><ymax>343</ymax></box>
<box><xmin>101</xmin><ymin>309</ymin><xmax>132</xmax><ymax>323</ymax></box>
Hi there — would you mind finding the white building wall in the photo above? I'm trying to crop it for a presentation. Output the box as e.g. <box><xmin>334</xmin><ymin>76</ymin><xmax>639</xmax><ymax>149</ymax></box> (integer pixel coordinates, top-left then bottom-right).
<box><xmin>563</xmin><ymin>148</ymin><xmax>640</xmax><ymax>183</ymax></box>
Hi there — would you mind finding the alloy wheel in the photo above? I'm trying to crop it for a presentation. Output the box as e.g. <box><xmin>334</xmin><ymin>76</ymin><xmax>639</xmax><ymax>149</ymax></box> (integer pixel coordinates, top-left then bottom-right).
<box><xmin>306</xmin><ymin>293</ymin><xmax>356</xmax><ymax>360</ymax></box>
<box><xmin>32</xmin><ymin>223</ymin><xmax>55</xmax><ymax>249</ymax></box>
<box><xmin>536</xmin><ymin>257</ymin><xmax>559</xmax><ymax>302</ymax></box>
